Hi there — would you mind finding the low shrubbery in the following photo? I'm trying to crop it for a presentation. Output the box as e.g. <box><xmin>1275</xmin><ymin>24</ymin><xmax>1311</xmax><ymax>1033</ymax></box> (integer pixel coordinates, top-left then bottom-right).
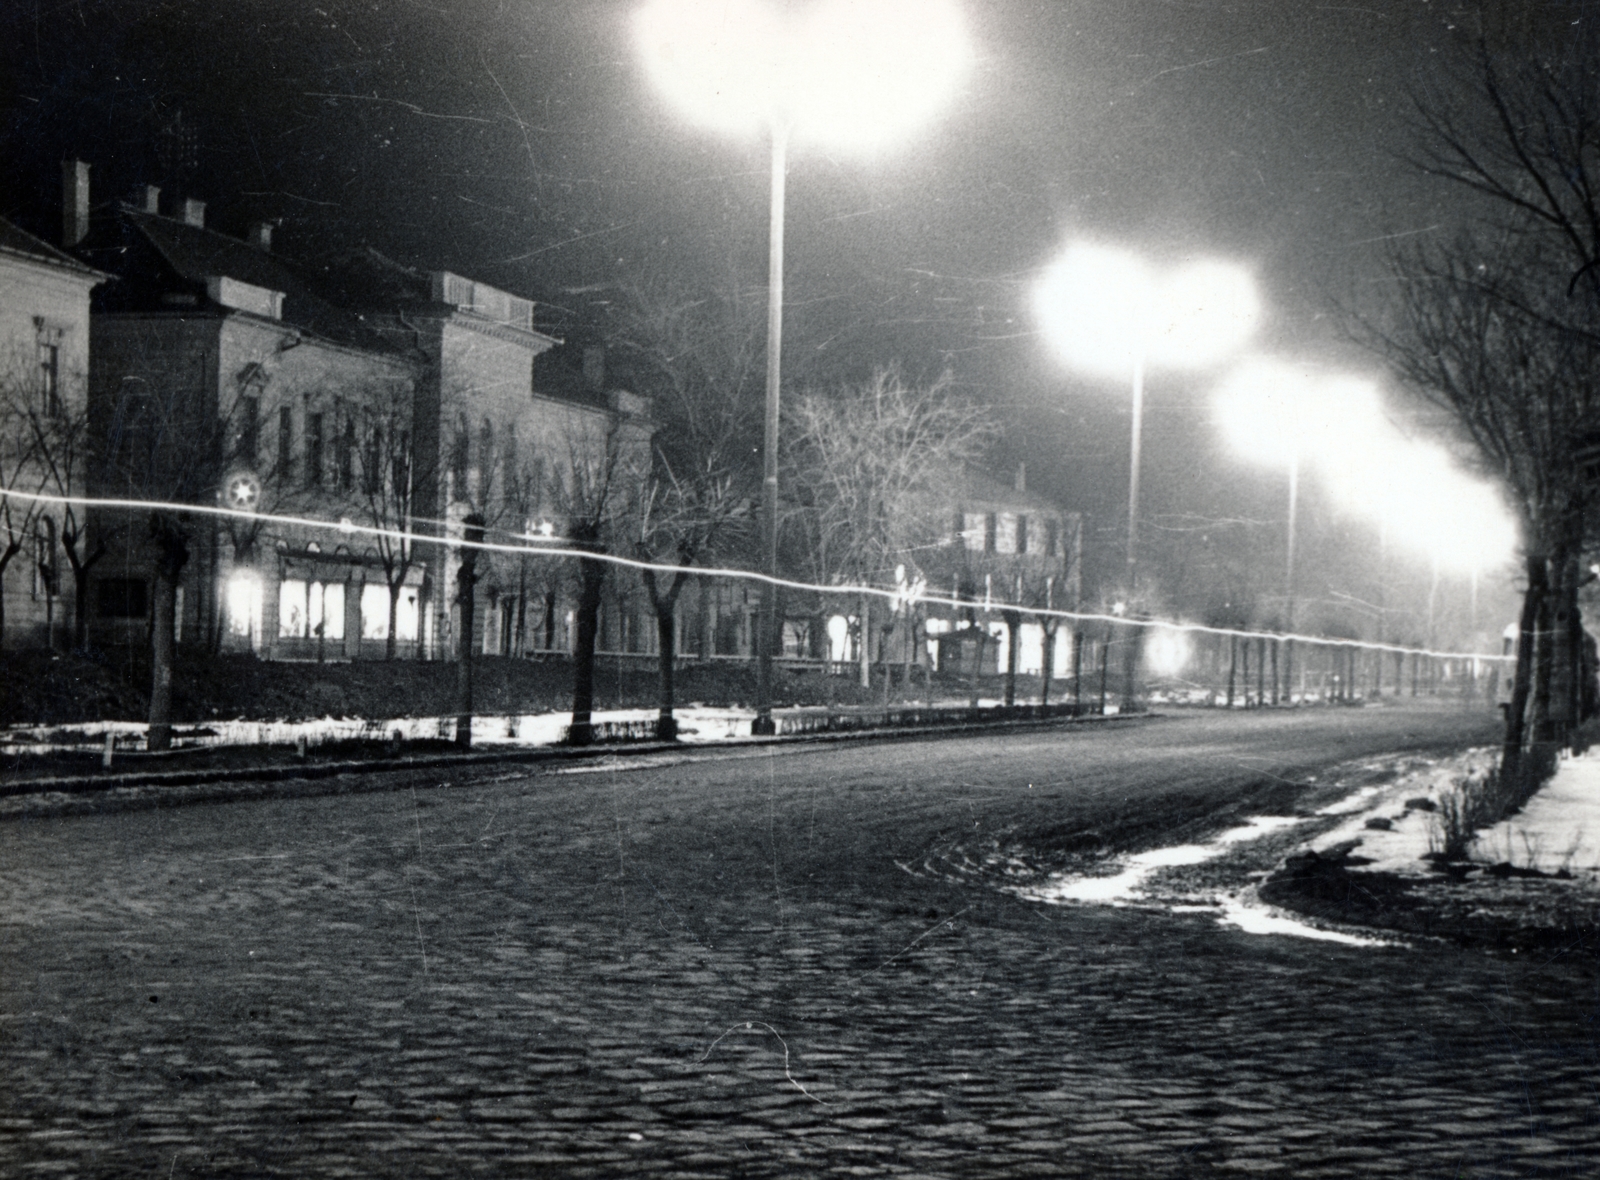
<box><xmin>1429</xmin><ymin>746</ymin><xmax>1560</xmax><ymax>862</ymax></box>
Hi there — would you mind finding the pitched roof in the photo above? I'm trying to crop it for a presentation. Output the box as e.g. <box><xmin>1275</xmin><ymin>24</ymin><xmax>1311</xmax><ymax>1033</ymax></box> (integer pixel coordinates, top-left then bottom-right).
<box><xmin>122</xmin><ymin>209</ymin><xmax>391</xmax><ymax>350</ymax></box>
<box><xmin>0</xmin><ymin>216</ymin><xmax>104</xmax><ymax>279</ymax></box>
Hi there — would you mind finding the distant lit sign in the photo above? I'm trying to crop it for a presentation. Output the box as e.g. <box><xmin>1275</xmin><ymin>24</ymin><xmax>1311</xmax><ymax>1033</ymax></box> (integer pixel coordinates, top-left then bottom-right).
<box><xmin>223</xmin><ymin>469</ymin><xmax>261</xmax><ymax>512</ymax></box>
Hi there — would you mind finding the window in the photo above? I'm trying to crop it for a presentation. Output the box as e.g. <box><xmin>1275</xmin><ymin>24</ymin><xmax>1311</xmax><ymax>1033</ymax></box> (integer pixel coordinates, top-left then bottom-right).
<box><xmin>336</xmin><ymin>418</ymin><xmax>355</xmax><ymax>490</ymax></box>
<box><xmin>306</xmin><ymin>412</ymin><xmax>324</xmax><ymax>486</ymax></box>
<box><xmin>962</xmin><ymin>512</ymin><xmax>987</xmax><ymax>552</ymax></box>
<box><xmin>363</xmin><ymin>428</ymin><xmax>382</xmax><ymax>495</ymax></box>
<box><xmin>277</xmin><ymin>405</ymin><xmax>294</xmax><ymax>481</ymax></box>
<box><xmin>225</xmin><ymin>573</ymin><xmax>261</xmax><ymax>639</ymax></box>
<box><xmin>360</xmin><ymin>582</ymin><xmax>417</xmax><ymax>641</ymax></box>
<box><xmin>38</xmin><ymin>340</ymin><xmax>61</xmax><ymax>416</ymax></box>
<box><xmin>278</xmin><ymin>579</ymin><xmax>306</xmax><ymax>637</ymax></box>
<box><xmin>98</xmin><ymin>577</ymin><xmax>148</xmax><ymax>619</ymax></box>
<box><xmin>392</xmin><ymin>431</ymin><xmax>411</xmax><ymax>496</ymax></box>
<box><xmin>450</xmin><ymin>422</ymin><xmax>469</xmax><ymax>501</ymax></box>
<box><xmin>237</xmin><ymin>396</ymin><xmax>259</xmax><ymax>462</ymax></box>
<box><xmin>1016</xmin><ymin>515</ymin><xmax>1029</xmax><ymax>555</ymax></box>
<box><xmin>278</xmin><ymin>579</ymin><xmax>345</xmax><ymax>639</ymax></box>
<box><xmin>1046</xmin><ymin>518</ymin><xmax>1060</xmax><ymax>558</ymax></box>
<box><xmin>994</xmin><ymin>513</ymin><xmax>1018</xmax><ymax>555</ymax></box>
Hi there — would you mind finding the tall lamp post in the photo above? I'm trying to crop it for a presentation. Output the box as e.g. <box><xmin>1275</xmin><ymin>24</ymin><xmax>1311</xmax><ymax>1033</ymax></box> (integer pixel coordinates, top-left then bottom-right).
<box><xmin>1034</xmin><ymin>244</ymin><xmax>1259</xmax><ymax>597</ymax></box>
<box><xmin>636</xmin><ymin>0</ymin><xmax>968</xmax><ymax>733</ymax></box>
<box><xmin>1214</xmin><ymin>358</ymin><xmax>1368</xmax><ymax>701</ymax></box>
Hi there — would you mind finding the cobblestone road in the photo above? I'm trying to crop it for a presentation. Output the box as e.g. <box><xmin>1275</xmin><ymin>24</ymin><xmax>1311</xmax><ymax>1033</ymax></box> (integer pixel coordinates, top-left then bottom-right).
<box><xmin>4</xmin><ymin>706</ymin><xmax>1597</xmax><ymax>1177</ymax></box>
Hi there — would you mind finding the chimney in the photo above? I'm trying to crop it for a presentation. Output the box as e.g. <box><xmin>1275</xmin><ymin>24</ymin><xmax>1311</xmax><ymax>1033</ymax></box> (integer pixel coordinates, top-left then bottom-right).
<box><xmin>180</xmin><ymin>197</ymin><xmax>206</xmax><ymax>228</ymax></box>
<box><xmin>582</xmin><ymin>345</ymin><xmax>605</xmax><ymax>391</ymax></box>
<box><xmin>1015</xmin><ymin>461</ymin><xmax>1026</xmax><ymax>494</ymax></box>
<box><xmin>128</xmin><ymin>185</ymin><xmax>160</xmax><ymax>214</ymax></box>
<box><xmin>62</xmin><ymin>159</ymin><xmax>90</xmax><ymax>248</ymax></box>
<box><xmin>249</xmin><ymin>220</ymin><xmax>274</xmax><ymax>251</ymax></box>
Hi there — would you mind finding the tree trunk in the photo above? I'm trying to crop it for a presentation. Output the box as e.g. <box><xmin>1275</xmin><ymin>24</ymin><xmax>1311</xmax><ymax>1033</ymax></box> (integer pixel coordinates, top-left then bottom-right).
<box><xmin>567</xmin><ymin>550</ymin><xmax>606</xmax><ymax>746</ymax></box>
<box><xmin>1546</xmin><ymin>544</ymin><xmax>1580</xmax><ymax>746</ymax></box>
<box><xmin>146</xmin><ymin>515</ymin><xmax>190</xmax><ymax>753</ymax></box>
<box><xmin>1241</xmin><ymin>637</ymin><xmax>1251</xmax><ymax>707</ymax></box>
<box><xmin>1071</xmin><ymin>627</ymin><xmax>1083</xmax><ymax>711</ymax></box>
<box><xmin>1040</xmin><ymin>620</ymin><xmax>1056</xmax><ymax>707</ymax></box>
<box><xmin>1226</xmin><ymin>634</ymin><xmax>1238</xmax><ymax>708</ymax></box>
<box><xmin>455</xmin><ymin>546</ymin><xmax>480</xmax><ymax>749</ymax></box>
<box><xmin>386</xmin><ymin>580</ymin><xmax>401</xmax><ymax>660</ymax></box>
<box><xmin>1503</xmin><ymin>552</ymin><xmax>1545</xmax><ymax>776</ymax></box>
<box><xmin>1097</xmin><ymin>628</ymin><xmax>1110</xmax><ymax>713</ymax></box>
<box><xmin>0</xmin><ymin>543</ymin><xmax>17</xmax><ymax>649</ymax></box>
<box><xmin>641</xmin><ymin>564</ymin><xmax>687</xmax><ymax>742</ymax></box>
<box><xmin>858</xmin><ymin>593</ymin><xmax>871</xmax><ymax>688</ymax></box>
<box><xmin>655</xmin><ymin>604</ymin><xmax>678</xmax><ymax>740</ymax></box>
<box><xmin>1002</xmin><ymin>609</ymin><xmax>1020</xmax><ymax>706</ymax></box>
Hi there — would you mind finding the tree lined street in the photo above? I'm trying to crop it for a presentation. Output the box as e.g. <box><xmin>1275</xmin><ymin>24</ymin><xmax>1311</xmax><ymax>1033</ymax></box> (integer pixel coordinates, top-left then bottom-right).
<box><xmin>8</xmin><ymin>705</ymin><xmax>1598</xmax><ymax>1177</ymax></box>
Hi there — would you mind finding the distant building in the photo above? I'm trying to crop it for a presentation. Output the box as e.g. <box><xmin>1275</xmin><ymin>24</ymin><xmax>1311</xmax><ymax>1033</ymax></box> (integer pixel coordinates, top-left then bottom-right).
<box><xmin>0</xmin><ymin>199</ymin><xmax>106</xmax><ymax>649</ymax></box>
<box><xmin>930</xmin><ymin>466</ymin><xmax>1085</xmax><ymax>678</ymax></box>
<box><xmin>56</xmin><ymin>162</ymin><xmax>651</xmax><ymax>660</ymax></box>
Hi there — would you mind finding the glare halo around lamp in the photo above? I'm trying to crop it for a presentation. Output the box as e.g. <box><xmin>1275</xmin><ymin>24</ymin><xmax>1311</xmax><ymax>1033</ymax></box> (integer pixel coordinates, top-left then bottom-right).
<box><xmin>1034</xmin><ymin>243</ymin><xmax>1259</xmax><ymax>596</ymax></box>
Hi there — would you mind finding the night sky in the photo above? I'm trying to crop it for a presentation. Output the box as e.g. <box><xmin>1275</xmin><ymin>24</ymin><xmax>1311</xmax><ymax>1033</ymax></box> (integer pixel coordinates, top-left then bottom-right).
<box><xmin>0</xmin><ymin>0</ymin><xmax>1536</xmax><ymax>644</ymax></box>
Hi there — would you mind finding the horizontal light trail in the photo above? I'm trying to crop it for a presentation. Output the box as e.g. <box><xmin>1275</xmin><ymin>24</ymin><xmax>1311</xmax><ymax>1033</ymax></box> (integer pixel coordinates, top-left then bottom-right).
<box><xmin>6</xmin><ymin>487</ymin><xmax>1510</xmax><ymax>663</ymax></box>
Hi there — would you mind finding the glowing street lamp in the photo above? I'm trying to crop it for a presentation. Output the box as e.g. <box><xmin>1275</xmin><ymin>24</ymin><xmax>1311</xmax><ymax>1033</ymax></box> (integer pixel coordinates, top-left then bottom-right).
<box><xmin>636</xmin><ymin>0</ymin><xmax>970</xmax><ymax>733</ymax></box>
<box><xmin>1213</xmin><ymin>358</ymin><xmax>1518</xmax><ymax>696</ymax></box>
<box><xmin>1213</xmin><ymin>358</ymin><xmax>1372</xmax><ymax>662</ymax></box>
<box><xmin>1034</xmin><ymin>243</ymin><xmax>1259</xmax><ymax>593</ymax></box>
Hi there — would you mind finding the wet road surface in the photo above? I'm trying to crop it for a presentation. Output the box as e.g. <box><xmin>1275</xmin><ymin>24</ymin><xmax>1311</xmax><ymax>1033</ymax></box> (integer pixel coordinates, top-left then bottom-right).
<box><xmin>5</xmin><ymin>703</ymin><xmax>1597</xmax><ymax>1177</ymax></box>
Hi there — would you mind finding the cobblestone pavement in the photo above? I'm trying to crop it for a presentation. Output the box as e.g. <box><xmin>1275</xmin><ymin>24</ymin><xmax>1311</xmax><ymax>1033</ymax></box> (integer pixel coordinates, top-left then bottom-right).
<box><xmin>4</xmin><ymin>705</ymin><xmax>1598</xmax><ymax>1178</ymax></box>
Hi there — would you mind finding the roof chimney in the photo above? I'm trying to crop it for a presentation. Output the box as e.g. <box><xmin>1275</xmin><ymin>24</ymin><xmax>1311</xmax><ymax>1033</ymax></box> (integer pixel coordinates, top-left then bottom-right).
<box><xmin>136</xmin><ymin>185</ymin><xmax>160</xmax><ymax>214</ymax></box>
<box><xmin>249</xmin><ymin>220</ymin><xmax>274</xmax><ymax>251</ymax></box>
<box><xmin>582</xmin><ymin>345</ymin><xmax>605</xmax><ymax>391</ymax></box>
<box><xmin>1015</xmin><ymin>462</ymin><xmax>1026</xmax><ymax>494</ymax></box>
<box><xmin>62</xmin><ymin>159</ymin><xmax>90</xmax><ymax>248</ymax></box>
<box><xmin>180</xmin><ymin>197</ymin><xmax>206</xmax><ymax>228</ymax></box>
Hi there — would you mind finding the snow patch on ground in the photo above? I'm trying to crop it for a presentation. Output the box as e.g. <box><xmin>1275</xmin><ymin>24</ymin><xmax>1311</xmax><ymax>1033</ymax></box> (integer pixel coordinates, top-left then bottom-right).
<box><xmin>1017</xmin><ymin>750</ymin><xmax>1508</xmax><ymax>945</ymax></box>
<box><xmin>1474</xmin><ymin>751</ymin><xmax>1600</xmax><ymax>873</ymax></box>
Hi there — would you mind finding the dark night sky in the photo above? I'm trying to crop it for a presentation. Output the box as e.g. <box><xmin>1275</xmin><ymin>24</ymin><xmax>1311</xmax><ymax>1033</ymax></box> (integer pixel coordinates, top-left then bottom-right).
<box><xmin>0</xmin><ymin>0</ymin><xmax>1541</xmax><ymax>642</ymax></box>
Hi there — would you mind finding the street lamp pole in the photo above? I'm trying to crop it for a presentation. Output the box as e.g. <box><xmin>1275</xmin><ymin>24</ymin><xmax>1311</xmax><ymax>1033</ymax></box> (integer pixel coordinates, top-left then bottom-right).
<box><xmin>753</xmin><ymin>122</ymin><xmax>789</xmax><ymax>736</ymax></box>
<box><xmin>1126</xmin><ymin>352</ymin><xmax>1145</xmax><ymax>591</ymax></box>
<box><xmin>1284</xmin><ymin>451</ymin><xmax>1298</xmax><ymax>703</ymax></box>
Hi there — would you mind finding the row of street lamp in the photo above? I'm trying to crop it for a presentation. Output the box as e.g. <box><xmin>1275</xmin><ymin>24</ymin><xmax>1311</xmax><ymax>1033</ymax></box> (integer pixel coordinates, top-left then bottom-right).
<box><xmin>634</xmin><ymin>0</ymin><xmax>1514</xmax><ymax>725</ymax></box>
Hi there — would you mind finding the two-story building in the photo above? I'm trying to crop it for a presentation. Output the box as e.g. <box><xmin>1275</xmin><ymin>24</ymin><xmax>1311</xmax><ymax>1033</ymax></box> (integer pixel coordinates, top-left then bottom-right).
<box><xmin>63</xmin><ymin>161</ymin><xmax>651</xmax><ymax>661</ymax></box>
<box><xmin>0</xmin><ymin>198</ymin><xmax>106</xmax><ymax>649</ymax></box>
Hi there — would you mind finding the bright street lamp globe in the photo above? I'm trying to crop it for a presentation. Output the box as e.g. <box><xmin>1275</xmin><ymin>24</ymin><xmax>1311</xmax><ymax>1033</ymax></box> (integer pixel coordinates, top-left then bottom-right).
<box><xmin>1033</xmin><ymin>242</ymin><xmax>1260</xmax><ymax>378</ymax></box>
<box><xmin>634</xmin><ymin>0</ymin><xmax>970</xmax><ymax>152</ymax></box>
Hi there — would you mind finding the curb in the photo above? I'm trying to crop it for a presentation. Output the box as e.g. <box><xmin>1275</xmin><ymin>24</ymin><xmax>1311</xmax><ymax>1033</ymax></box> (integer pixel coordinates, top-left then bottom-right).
<box><xmin>1</xmin><ymin>708</ymin><xmax>1153</xmax><ymax>803</ymax></box>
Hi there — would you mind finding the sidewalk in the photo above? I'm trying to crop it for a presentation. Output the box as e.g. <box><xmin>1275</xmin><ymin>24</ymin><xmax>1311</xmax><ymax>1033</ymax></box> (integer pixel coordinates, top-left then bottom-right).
<box><xmin>1259</xmin><ymin>747</ymin><xmax>1600</xmax><ymax>954</ymax></box>
<box><xmin>0</xmin><ymin>699</ymin><xmax>1128</xmax><ymax>815</ymax></box>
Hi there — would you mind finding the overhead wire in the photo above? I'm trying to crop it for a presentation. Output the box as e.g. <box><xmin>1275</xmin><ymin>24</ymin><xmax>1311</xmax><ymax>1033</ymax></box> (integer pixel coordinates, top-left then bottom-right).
<box><xmin>5</xmin><ymin>486</ymin><xmax>1512</xmax><ymax>663</ymax></box>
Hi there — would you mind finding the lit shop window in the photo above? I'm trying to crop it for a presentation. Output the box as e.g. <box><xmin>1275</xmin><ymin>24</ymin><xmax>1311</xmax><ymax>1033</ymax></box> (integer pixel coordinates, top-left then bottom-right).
<box><xmin>360</xmin><ymin>582</ymin><xmax>419</xmax><ymax>641</ymax></box>
<box><xmin>226</xmin><ymin>573</ymin><xmax>262</xmax><ymax>638</ymax></box>
<box><xmin>279</xmin><ymin>579</ymin><xmax>345</xmax><ymax>639</ymax></box>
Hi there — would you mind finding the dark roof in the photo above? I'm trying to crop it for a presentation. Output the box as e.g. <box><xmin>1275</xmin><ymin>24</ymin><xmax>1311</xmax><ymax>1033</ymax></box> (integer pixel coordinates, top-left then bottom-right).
<box><xmin>113</xmin><ymin>209</ymin><xmax>397</xmax><ymax>351</ymax></box>
<box><xmin>0</xmin><ymin>216</ymin><xmax>103</xmax><ymax>278</ymax></box>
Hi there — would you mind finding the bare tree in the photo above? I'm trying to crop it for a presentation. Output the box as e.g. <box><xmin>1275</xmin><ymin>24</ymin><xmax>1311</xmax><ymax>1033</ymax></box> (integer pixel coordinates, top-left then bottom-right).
<box><xmin>101</xmin><ymin>371</ymin><xmax>224</xmax><ymax>750</ymax></box>
<box><xmin>608</xmin><ymin>271</ymin><xmax>762</xmax><ymax>736</ymax></box>
<box><xmin>1355</xmin><ymin>31</ymin><xmax>1600</xmax><ymax>767</ymax></box>
<box><xmin>784</xmin><ymin>366</ymin><xmax>998</xmax><ymax>689</ymax></box>
<box><xmin>347</xmin><ymin>381</ymin><xmax>428</xmax><ymax>660</ymax></box>
<box><xmin>545</xmin><ymin>416</ymin><xmax>645</xmax><ymax>745</ymax></box>
<box><xmin>0</xmin><ymin>354</ymin><xmax>50</xmax><ymax>649</ymax></box>
<box><xmin>632</xmin><ymin>463</ymin><xmax>749</xmax><ymax>739</ymax></box>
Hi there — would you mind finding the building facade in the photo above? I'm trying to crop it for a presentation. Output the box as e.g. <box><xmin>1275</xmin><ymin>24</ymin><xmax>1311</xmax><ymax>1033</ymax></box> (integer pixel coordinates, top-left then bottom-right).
<box><xmin>59</xmin><ymin>163</ymin><xmax>652</xmax><ymax>661</ymax></box>
<box><xmin>0</xmin><ymin>206</ymin><xmax>105</xmax><ymax>649</ymax></box>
